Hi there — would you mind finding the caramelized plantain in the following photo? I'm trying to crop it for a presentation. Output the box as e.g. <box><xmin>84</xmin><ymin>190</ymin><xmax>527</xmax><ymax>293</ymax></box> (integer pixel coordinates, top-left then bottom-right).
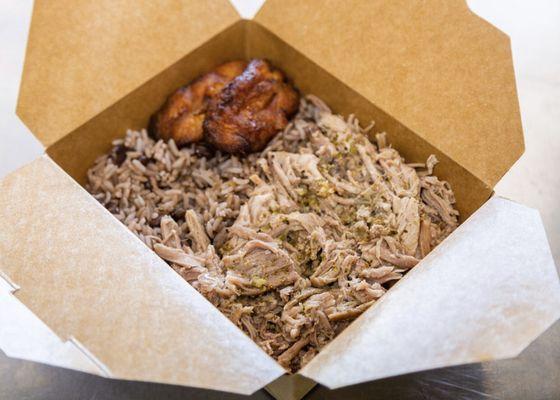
<box><xmin>204</xmin><ymin>59</ymin><xmax>300</xmax><ymax>154</ymax></box>
<box><xmin>149</xmin><ymin>60</ymin><xmax>247</xmax><ymax>146</ymax></box>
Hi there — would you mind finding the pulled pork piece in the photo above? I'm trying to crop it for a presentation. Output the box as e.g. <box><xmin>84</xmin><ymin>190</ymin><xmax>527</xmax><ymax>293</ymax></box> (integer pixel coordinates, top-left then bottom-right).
<box><xmin>393</xmin><ymin>196</ymin><xmax>420</xmax><ymax>256</ymax></box>
<box><xmin>88</xmin><ymin>95</ymin><xmax>459</xmax><ymax>373</ymax></box>
<box><xmin>419</xmin><ymin>217</ymin><xmax>432</xmax><ymax>258</ymax></box>
<box><xmin>328</xmin><ymin>300</ymin><xmax>376</xmax><ymax>322</ymax></box>
<box><xmin>223</xmin><ymin>239</ymin><xmax>299</xmax><ymax>295</ymax></box>
<box><xmin>278</xmin><ymin>337</ymin><xmax>310</xmax><ymax>369</ymax></box>
<box><xmin>185</xmin><ymin>209</ymin><xmax>210</xmax><ymax>253</ymax></box>
<box><xmin>421</xmin><ymin>176</ymin><xmax>459</xmax><ymax>229</ymax></box>
<box><xmin>160</xmin><ymin>216</ymin><xmax>182</xmax><ymax>248</ymax></box>
<box><xmin>154</xmin><ymin>243</ymin><xmax>203</xmax><ymax>268</ymax></box>
<box><xmin>153</xmin><ymin>243</ymin><xmax>206</xmax><ymax>282</ymax></box>
<box><xmin>379</xmin><ymin>245</ymin><xmax>419</xmax><ymax>269</ymax></box>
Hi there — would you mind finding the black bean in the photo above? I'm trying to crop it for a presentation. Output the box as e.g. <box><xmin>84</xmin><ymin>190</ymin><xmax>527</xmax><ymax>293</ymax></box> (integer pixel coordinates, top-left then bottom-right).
<box><xmin>147</xmin><ymin>114</ymin><xmax>159</xmax><ymax>139</ymax></box>
<box><xmin>149</xmin><ymin>215</ymin><xmax>162</xmax><ymax>228</ymax></box>
<box><xmin>137</xmin><ymin>155</ymin><xmax>154</xmax><ymax>165</ymax></box>
<box><xmin>384</xmin><ymin>280</ymin><xmax>398</xmax><ymax>290</ymax></box>
<box><xmin>106</xmin><ymin>200</ymin><xmax>120</xmax><ymax>214</ymax></box>
<box><xmin>194</xmin><ymin>144</ymin><xmax>214</xmax><ymax>158</ymax></box>
<box><xmin>112</xmin><ymin>144</ymin><xmax>133</xmax><ymax>166</ymax></box>
<box><xmin>171</xmin><ymin>207</ymin><xmax>186</xmax><ymax>221</ymax></box>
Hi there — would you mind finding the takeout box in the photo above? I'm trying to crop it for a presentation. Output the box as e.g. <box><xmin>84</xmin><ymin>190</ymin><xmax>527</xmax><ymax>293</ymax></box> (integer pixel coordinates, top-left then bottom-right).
<box><xmin>1</xmin><ymin>0</ymin><xmax>559</xmax><ymax>399</ymax></box>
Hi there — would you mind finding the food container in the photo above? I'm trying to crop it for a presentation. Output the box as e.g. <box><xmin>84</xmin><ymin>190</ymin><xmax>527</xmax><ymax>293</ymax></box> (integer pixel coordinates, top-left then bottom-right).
<box><xmin>1</xmin><ymin>1</ymin><xmax>559</xmax><ymax>399</ymax></box>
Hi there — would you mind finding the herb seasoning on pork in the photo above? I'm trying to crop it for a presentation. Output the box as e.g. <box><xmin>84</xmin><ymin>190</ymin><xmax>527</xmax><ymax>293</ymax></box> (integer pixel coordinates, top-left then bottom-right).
<box><xmin>87</xmin><ymin>95</ymin><xmax>459</xmax><ymax>372</ymax></box>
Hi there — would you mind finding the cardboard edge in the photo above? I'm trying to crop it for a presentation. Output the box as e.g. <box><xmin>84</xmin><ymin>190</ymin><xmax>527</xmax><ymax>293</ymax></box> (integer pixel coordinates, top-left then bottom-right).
<box><xmin>464</xmin><ymin>0</ymin><xmax>510</xmax><ymax>41</ymax></box>
<box><xmin>459</xmin><ymin>6</ymin><xmax>527</xmax><ymax>186</ymax></box>
<box><xmin>14</xmin><ymin>2</ymin><xmax>40</xmax><ymax>147</ymax></box>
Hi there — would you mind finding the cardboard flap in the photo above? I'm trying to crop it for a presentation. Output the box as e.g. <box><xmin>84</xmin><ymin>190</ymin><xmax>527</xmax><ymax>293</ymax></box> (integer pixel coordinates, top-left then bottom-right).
<box><xmin>0</xmin><ymin>157</ymin><xmax>284</xmax><ymax>395</ymax></box>
<box><xmin>0</xmin><ymin>277</ymin><xmax>105</xmax><ymax>376</ymax></box>
<box><xmin>17</xmin><ymin>0</ymin><xmax>240</xmax><ymax>148</ymax></box>
<box><xmin>255</xmin><ymin>0</ymin><xmax>524</xmax><ymax>187</ymax></box>
<box><xmin>300</xmin><ymin>196</ymin><xmax>560</xmax><ymax>389</ymax></box>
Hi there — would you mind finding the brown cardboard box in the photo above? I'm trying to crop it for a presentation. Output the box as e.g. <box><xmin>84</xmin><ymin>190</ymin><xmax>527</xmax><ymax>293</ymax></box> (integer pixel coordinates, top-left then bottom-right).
<box><xmin>1</xmin><ymin>1</ymin><xmax>559</xmax><ymax>400</ymax></box>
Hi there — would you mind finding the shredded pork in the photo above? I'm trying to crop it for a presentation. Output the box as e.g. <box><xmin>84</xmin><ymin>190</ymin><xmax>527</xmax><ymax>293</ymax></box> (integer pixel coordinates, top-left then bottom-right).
<box><xmin>87</xmin><ymin>95</ymin><xmax>459</xmax><ymax>372</ymax></box>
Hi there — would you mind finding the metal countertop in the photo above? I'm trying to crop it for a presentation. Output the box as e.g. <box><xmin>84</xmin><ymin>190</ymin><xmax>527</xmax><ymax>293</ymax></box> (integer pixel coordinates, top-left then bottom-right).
<box><xmin>2</xmin><ymin>320</ymin><xmax>558</xmax><ymax>400</ymax></box>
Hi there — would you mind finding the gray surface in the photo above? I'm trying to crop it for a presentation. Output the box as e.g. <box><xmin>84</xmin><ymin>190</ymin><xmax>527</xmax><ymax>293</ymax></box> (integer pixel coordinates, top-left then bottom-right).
<box><xmin>2</xmin><ymin>320</ymin><xmax>559</xmax><ymax>400</ymax></box>
<box><xmin>1</xmin><ymin>1</ymin><xmax>559</xmax><ymax>400</ymax></box>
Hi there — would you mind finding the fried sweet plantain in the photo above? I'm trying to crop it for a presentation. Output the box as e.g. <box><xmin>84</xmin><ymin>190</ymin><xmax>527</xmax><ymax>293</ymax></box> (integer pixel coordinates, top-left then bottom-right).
<box><xmin>204</xmin><ymin>59</ymin><xmax>300</xmax><ymax>154</ymax></box>
<box><xmin>149</xmin><ymin>60</ymin><xmax>247</xmax><ymax>146</ymax></box>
